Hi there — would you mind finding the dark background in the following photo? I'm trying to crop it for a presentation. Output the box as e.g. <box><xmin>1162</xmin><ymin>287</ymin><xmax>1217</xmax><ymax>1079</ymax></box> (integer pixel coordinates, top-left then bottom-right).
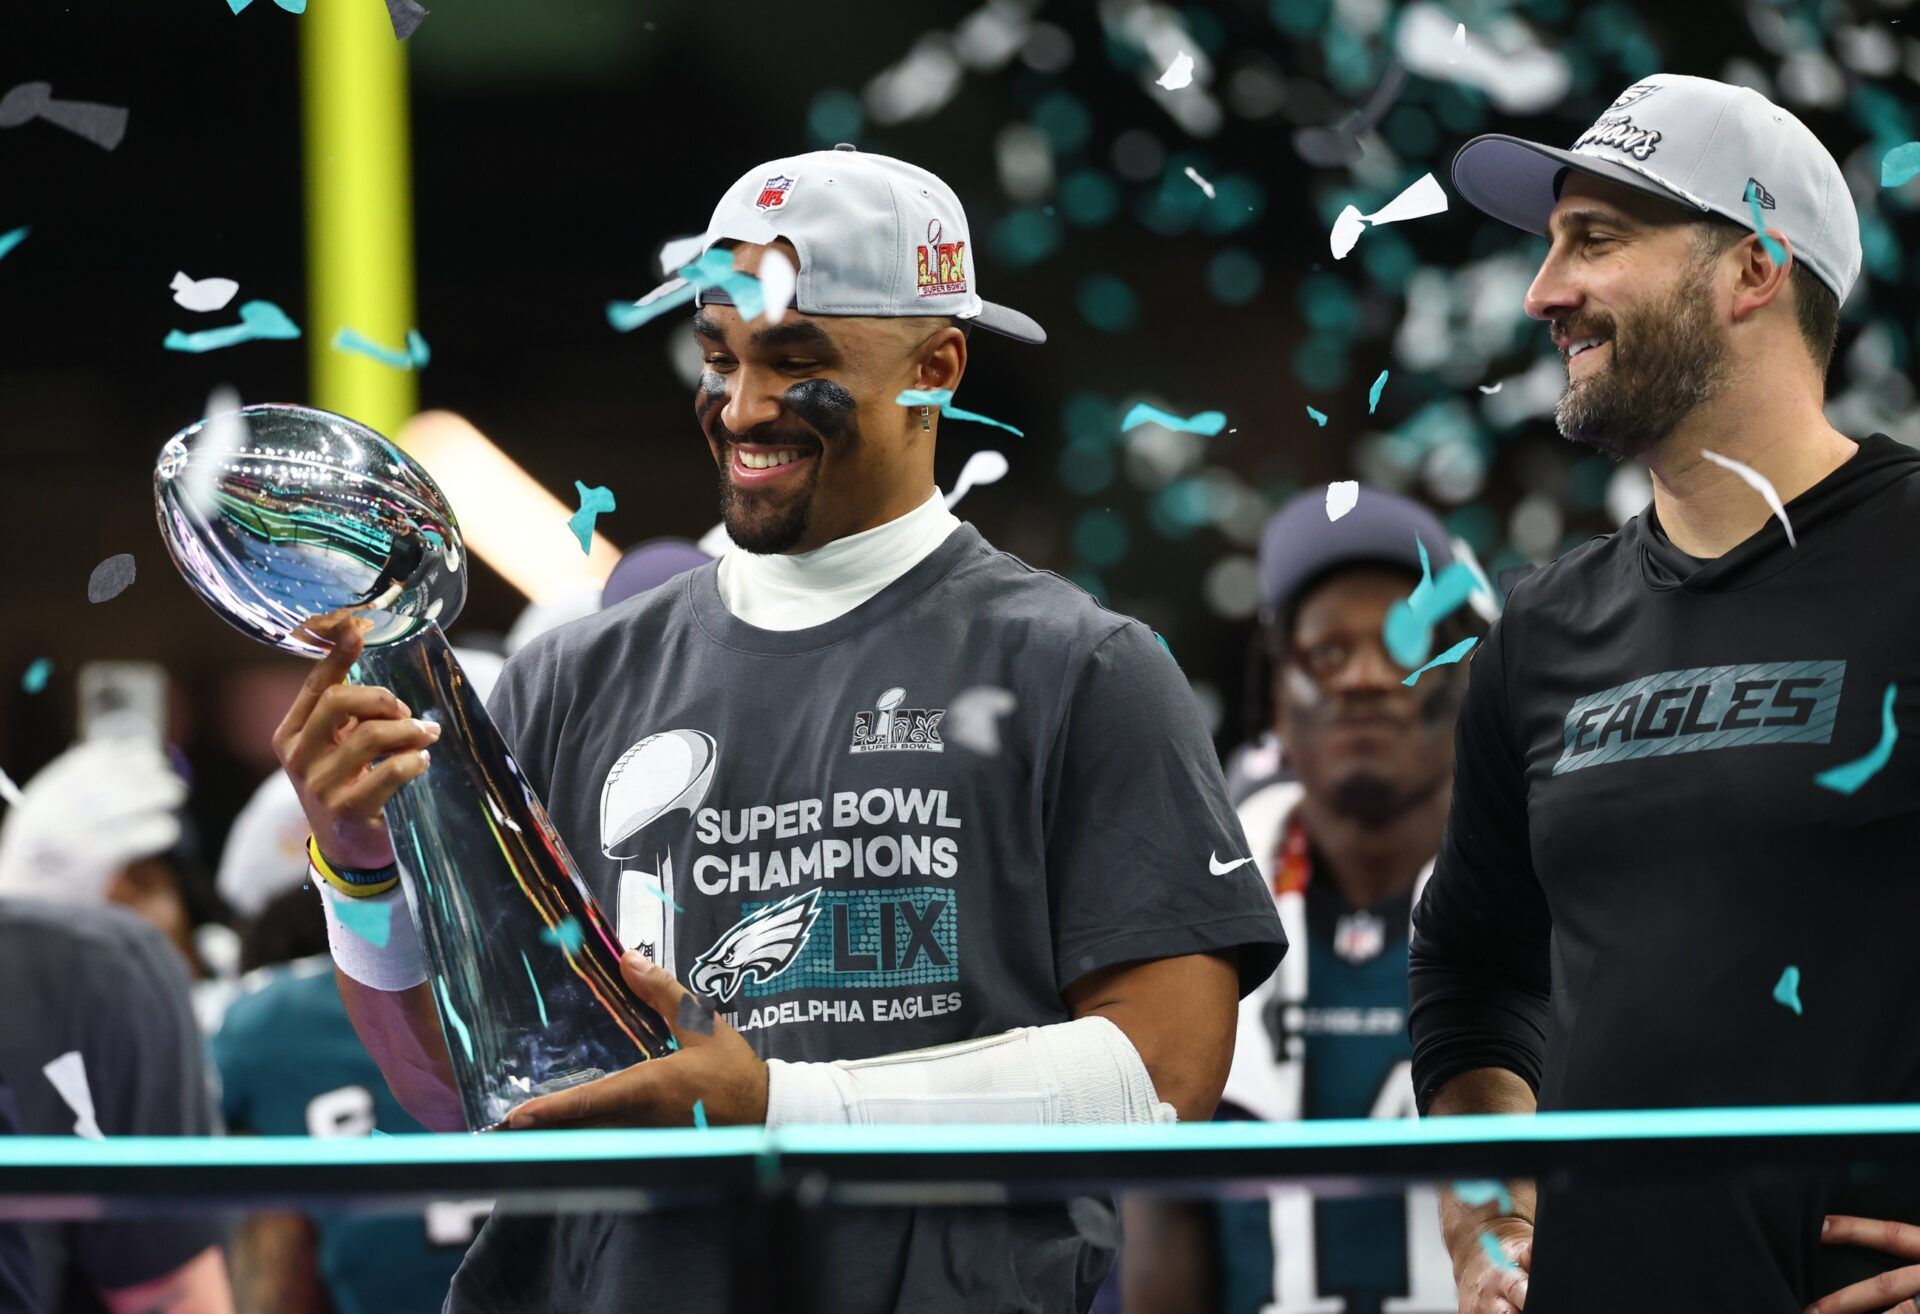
<box><xmin>4</xmin><ymin>0</ymin><xmax>1917</xmax><ymax>861</ymax></box>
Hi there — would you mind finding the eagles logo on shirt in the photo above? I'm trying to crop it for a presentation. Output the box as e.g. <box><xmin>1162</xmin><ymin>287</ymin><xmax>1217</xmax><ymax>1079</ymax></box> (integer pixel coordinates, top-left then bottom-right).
<box><xmin>688</xmin><ymin>889</ymin><xmax>821</xmax><ymax>1002</ymax></box>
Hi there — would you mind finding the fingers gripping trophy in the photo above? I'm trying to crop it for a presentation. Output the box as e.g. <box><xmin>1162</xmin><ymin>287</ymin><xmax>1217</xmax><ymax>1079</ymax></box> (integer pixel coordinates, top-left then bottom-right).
<box><xmin>154</xmin><ymin>403</ymin><xmax>674</xmax><ymax>1130</ymax></box>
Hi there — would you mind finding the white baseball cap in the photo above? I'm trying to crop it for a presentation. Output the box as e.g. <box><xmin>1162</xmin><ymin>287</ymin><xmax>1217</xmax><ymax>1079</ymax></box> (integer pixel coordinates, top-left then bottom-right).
<box><xmin>658</xmin><ymin>144</ymin><xmax>1046</xmax><ymax>344</ymax></box>
<box><xmin>1452</xmin><ymin>73</ymin><xmax>1862</xmax><ymax>306</ymax></box>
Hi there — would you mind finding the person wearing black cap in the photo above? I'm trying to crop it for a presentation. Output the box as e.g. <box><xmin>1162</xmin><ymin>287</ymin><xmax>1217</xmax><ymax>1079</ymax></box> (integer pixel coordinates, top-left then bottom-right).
<box><xmin>1414</xmin><ymin>72</ymin><xmax>1920</xmax><ymax>1312</ymax></box>
<box><xmin>1123</xmin><ymin>487</ymin><xmax>1482</xmax><ymax>1314</ymax></box>
<box><xmin>274</xmin><ymin>147</ymin><xmax>1286</xmax><ymax>1314</ymax></box>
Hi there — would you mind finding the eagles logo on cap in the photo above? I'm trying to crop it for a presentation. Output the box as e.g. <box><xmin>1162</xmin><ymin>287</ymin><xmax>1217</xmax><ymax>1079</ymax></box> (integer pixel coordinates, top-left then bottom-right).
<box><xmin>754</xmin><ymin>175</ymin><xmax>795</xmax><ymax>212</ymax></box>
<box><xmin>1607</xmin><ymin>82</ymin><xmax>1662</xmax><ymax>110</ymax></box>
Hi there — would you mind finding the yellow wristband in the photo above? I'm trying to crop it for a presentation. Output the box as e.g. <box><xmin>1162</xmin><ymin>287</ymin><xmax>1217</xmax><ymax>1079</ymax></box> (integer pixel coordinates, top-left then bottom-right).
<box><xmin>307</xmin><ymin>835</ymin><xmax>400</xmax><ymax>898</ymax></box>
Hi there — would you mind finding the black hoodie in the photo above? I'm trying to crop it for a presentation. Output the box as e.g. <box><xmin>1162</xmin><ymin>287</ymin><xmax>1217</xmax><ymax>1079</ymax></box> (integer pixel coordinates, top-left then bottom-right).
<box><xmin>1410</xmin><ymin>433</ymin><xmax>1920</xmax><ymax>1311</ymax></box>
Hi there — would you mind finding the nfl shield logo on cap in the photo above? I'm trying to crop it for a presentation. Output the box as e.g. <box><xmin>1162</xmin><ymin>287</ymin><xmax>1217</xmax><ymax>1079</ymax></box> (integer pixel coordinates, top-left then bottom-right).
<box><xmin>754</xmin><ymin>175</ymin><xmax>795</xmax><ymax>212</ymax></box>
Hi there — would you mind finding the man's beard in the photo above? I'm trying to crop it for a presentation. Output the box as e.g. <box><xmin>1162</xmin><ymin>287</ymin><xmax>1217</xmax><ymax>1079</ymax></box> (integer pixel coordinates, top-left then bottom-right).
<box><xmin>702</xmin><ymin>378</ymin><xmax>858</xmax><ymax>555</ymax></box>
<box><xmin>715</xmin><ymin>450</ymin><xmax>823</xmax><ymax>554</ymax></box>
<box><xmin>1554</xmin><ymin>256</ymin><xmax>1732</xmax><ymax>461</ymax></box>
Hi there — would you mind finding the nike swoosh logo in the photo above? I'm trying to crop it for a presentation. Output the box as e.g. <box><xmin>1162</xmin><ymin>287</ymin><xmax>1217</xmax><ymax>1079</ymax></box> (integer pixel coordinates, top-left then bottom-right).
<box><xmin>1209</xmin><ymin>852</ymin><xmax>1254</xmax><ymax>876</ymax></box>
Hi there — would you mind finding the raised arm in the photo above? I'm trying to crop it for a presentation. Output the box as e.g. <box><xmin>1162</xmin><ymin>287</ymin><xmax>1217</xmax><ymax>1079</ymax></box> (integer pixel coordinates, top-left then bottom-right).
<box><xmin>271</xmin><ymin>616</ymin><xmax>457</xmax><ymax>1127</ymax></box>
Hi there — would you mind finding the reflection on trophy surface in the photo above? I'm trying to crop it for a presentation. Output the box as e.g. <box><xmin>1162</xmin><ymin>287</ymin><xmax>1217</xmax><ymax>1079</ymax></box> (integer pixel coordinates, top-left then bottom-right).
<box><xmin>154</xmin><ymin>402</ymin><xmax>674</xmax><ymax>1130</ymax></box>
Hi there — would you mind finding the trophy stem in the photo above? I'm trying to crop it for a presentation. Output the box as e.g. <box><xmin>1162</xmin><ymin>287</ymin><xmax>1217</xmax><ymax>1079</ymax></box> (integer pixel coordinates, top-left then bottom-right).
<box><xmin>356</xmin><ymin>625</ymin><xmax>674</xmax><ymax>1131</ymax></box>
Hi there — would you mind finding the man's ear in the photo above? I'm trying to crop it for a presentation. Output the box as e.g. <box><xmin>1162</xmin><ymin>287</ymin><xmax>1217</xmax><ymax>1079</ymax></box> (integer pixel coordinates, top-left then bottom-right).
<box><xmin>1730</xmin><ymin>230</ymin><xmax>1793</xmax><ymax>324</ymax></box>
<box><xmin>914</xmin><ymin>325</ymin><xmax>968</xmax><ymax>394</ymax></box>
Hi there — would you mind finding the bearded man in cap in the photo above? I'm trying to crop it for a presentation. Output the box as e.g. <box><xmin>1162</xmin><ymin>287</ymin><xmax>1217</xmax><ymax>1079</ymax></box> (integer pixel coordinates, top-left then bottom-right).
<box><xmin>1413</xmin><ymin>72</ymin><xmax>1920</xmax><ymax>1312</ymax></box>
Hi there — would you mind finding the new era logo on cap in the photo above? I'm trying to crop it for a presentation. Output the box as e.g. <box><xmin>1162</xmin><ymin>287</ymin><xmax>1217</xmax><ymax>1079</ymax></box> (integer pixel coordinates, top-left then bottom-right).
<box><xmin>1449</xmin><ymin>72</ymin><xmax>1863</xmax><ymax>307</ymax></box>
<box><xmin>652</xmin><ymin>145</ymin><xmax>1045</xmax><ymax>344</ymax></box>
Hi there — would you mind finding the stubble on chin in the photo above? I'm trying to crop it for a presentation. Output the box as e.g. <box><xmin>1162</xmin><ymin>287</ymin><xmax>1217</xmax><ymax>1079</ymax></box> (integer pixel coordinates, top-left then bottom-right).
<box><xmin>1553</xmin><ymin>262</ymin><xmax>1730</xmax><ymax>462</ymax></box>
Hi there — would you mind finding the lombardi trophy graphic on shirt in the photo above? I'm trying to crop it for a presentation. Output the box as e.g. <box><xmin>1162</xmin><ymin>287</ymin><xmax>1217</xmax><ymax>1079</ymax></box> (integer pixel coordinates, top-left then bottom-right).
<box><xmin>600</xmin><ymin>728</ymin><xmax>718</xmax><ymax>975</ymax></box>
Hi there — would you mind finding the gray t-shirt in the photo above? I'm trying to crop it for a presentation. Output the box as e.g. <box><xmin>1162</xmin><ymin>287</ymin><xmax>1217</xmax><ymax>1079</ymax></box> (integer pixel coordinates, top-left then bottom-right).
<box><xmin>0</xmin><ymin>901</ymin><xmax>222</xmax><ymax>1313</ymax></box>
<box><xmin>449</xmin><ymin>524</ymin><xmax>1287</xmax><ymax>1314</ymax></box>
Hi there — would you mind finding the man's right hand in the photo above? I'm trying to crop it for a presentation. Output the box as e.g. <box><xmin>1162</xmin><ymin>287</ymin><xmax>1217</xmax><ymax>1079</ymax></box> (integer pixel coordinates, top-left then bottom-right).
<box><xmin>1451</xmin><ymin>1216</ymin><xmax>1532</xmax><ymax>1313</ymax></box>
<box><xmin>271</xmin><ymin>614</ymin><xmax>440</xmax><ymax>871</ymax></box>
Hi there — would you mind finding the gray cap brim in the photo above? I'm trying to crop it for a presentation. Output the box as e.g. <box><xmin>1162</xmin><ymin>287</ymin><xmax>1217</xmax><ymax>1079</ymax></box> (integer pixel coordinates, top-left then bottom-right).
<box><xmin>962</xmin><ymin>300</ymin><xmax>1046</xmax><ymax>345</ymax></box>
<box><xmin>1451</xmin><ymin>133</ymin><xmax>1709</xmax><ymax>236</ymax></box>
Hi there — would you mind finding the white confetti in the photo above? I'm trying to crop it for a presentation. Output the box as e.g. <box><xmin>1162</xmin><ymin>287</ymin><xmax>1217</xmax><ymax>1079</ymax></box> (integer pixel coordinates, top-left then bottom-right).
<box><xmin>0</xmin><ymin>766</ymin><xmax>23</xmax><ymax>809</ymax></box>
<box><xmin>1156</xmin><ymin>51</ymin><xmax>1195</xmax><ymax>90</ymax></box>
<box><xmin>170</xmin><ymin>270</ymin><xmax>238</xmax><ymax>313</ymax></box>
<box><xmin>758</xmin><ymin>247</ymin><xmax>796</xmax><ymax>325</ymax></box>
<box><xmin>945</xmin><ymin>450</ymin><xmax>1009</xmax><ymax>509</ymax></box>
<box><xmin>1448</xmin><ymin>22</ymin><xmax>1467</xmax><ymax>63</ymax></box>
<box><xmin>1182</xmin><ymin>166</ymin><xmax>1215</xmax><ymax>199</ymax></box>
<box><xmin>1476</xmin><ymin>381</ymin><xmax>1504</xmax><ymax>394</ymax></box>
<box><xmin>185</xmin><ymin>384</ymin><xmax>244</xmax><ymax>503</ymax></box>
<box><xmin>1331</xmin><ymin>172</ymin><xmax>1448</xmax><ymax>259</ymax></box>
<box><xmin>1325</xmin><ymin>480</ymin><xmax>1360</xmax><ymax>521</ymax></box>
<box><xmin>1700</xmin><ymin>448</ymin><xmax>1797</xmax><ymax>547</ymax></box>
<box><xmin>945</xmin><ymin>687</ymin><xmax>1018</xmax><ymax>756</ymax></box>
<box><xmin>43</xmin><ymin>1051</ymin><xmax>103</xmax><ymax>1140</ymax></box>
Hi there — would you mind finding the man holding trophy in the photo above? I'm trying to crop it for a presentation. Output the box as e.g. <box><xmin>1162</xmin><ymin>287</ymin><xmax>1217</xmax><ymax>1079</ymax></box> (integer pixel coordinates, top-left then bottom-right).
<box><xmin>170</xmin><ymin>148</ymin><xmax>1286</xmax><ymax>1313</ymax></box>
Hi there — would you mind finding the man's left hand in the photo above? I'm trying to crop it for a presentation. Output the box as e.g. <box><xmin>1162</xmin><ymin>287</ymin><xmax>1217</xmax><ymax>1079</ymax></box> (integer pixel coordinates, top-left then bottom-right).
<box><xmin>1808</xmin><ymin>1214</ymin><xmax>1920</xmax><ymax>1314</ymax></box>
<box><xmin>501</xmin><ymin>951</ymin><xmax>768</xmax><ymax>1129</ymax></box>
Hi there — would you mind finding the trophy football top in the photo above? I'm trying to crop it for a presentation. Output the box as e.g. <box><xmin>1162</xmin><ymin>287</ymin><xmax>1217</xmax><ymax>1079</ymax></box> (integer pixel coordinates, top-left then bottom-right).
<box><xmin>154</xmin><ymin>403</ymin><xmax>467</xmax><ymax>657</ymax></box>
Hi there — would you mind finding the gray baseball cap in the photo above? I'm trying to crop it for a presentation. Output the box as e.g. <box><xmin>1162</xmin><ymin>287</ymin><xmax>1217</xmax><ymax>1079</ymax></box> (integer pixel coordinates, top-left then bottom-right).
<box><xmin>1257</xmin><ymin>486</ymin><xmax>1453</xmax><ymax>628</ymax></box>
<box><xmin>1451</xmin><ymin>73</ymin><xmax>1862</xmax><ymax>305</ymax></box>
<box><xmin>660</xmin><ymin>145</ymin><xmax>1045</xmax><ymax>344</ymax></box>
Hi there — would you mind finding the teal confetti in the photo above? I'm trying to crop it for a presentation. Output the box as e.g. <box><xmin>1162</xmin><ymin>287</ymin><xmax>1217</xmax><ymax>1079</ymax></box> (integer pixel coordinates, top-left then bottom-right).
<box><xmin>895</xmin><ymin>388</ymin><xmax>1024</xmax><ymax>437</ymax></box>
<box><xmin>1773</xmin><ymin>965</ymin><xmax>1803</xmax><ymax>1016</ymax></box>
<box><xmin>1815</xmin><ymin>683</ymin><xmax>1897</xmax><ymax>795</ymax></box>
<box><xmin>21</xmin><ymin>659</ymin><xmax>50</xmax><ymax>694</ymax></box>
<box><xmin>626</xmin><ymin>875</ymin><xmax>684</xmax><ymax>913</ymax></box>
<box><xmin>692</xmin><ymin>1099</ymin><xmax>709</xmax><ymax>1130</ymax></box>
<box><xmin>1368</xmin><ymin>369</ymin><xmax>1389</xmax><ymax>414</ymax></box>
<box><xmin>1153</xmin><ymin>631</ymin><xmax>1173</xmax><ymax>657</ymax></box>
<box><xmin>1454</xmin><ymin>1180</ymin><xmax>1512</xmax><ymax>1213</ymax></box>
<box><xmin>332</xmin><ymin>326</ymin><xmax>427</xmax><ymax>371</ymax></box>
<box><xmin>1306</xmin><ymin>406</ymin><xmax>1328</xmax><ymax>427</ymax></box>
<box><xmin>1882</xmin><ymin>142</ymin><xmax>1920</xmax><ymax>189</ymax></box>
<box><xmin>164</xmin><ymin>299</ymin><xmax>300</xmax><ymax>353</ymax></box>
<box><xmin>1401</xmin><ymin>636</ymin><xmax>1478</xmax><ymax>687</ymax></box>
<box><xmin>435</xmin><ymin>976</ymin><xmax>475</xmax><ymax>1062</ymax></box>
<box><xmin>520</xmin><ymin>952</ymin><xmax>550</xmax><ymax>1028</ymax></box>
<box><xmin>567</xmin><ymin>482</ymin><xmax>616</xmax><ymax>553</ymax></box>
<box><xmin>1479</xmin><ymin>1232</ymin><xmax>1518</xmax><ymax>1272</ymax></box>
<box><xmin>0</xmin><ymin>227</ymin><xmax>27</xmax><ymax>263</ymax></box>
<box><xmin>1118</xmin><ymin>402</ymin><xmax>1228</xmax><ymax>437</ymax></box>
<box><xmin>609</xmin><ymin>283</ymin><xmax>694</xmax><ymax>332</ymax></box>
<box><xmin>610</xmin><ymin>249</ymin><xmax>765</xmax><ymax>332</ymax></box>
<box><xmin>541</xmin><ymin>916</ymin><xmax>586</xmax><ymax>953</ymax></box>
<box><xmin>371</xmin><ymin>1128</ymin><xmax>392</xmax><ymax>1137</ymax></box>
<box><xmin>1744</xmin><ymin>181</ymin><xmax>1787</xmax><ymax>267</ymax></box>
<box><xmin>332</xmin><ymin>897</ymin><xmax>393</xmax><ymax>948</ymax></box>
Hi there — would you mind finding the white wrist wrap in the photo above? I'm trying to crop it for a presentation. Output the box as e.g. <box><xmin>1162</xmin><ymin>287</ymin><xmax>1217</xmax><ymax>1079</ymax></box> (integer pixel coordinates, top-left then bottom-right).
<box><xmin>764</xmin><ymin>1014</ymin><xmax>1179</xmax><ymax>1127</ymax></box>
<box><xmin>317</xmin><ymin>866</ymin><xmax>428</xmax><ymax>992</ymax></box>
